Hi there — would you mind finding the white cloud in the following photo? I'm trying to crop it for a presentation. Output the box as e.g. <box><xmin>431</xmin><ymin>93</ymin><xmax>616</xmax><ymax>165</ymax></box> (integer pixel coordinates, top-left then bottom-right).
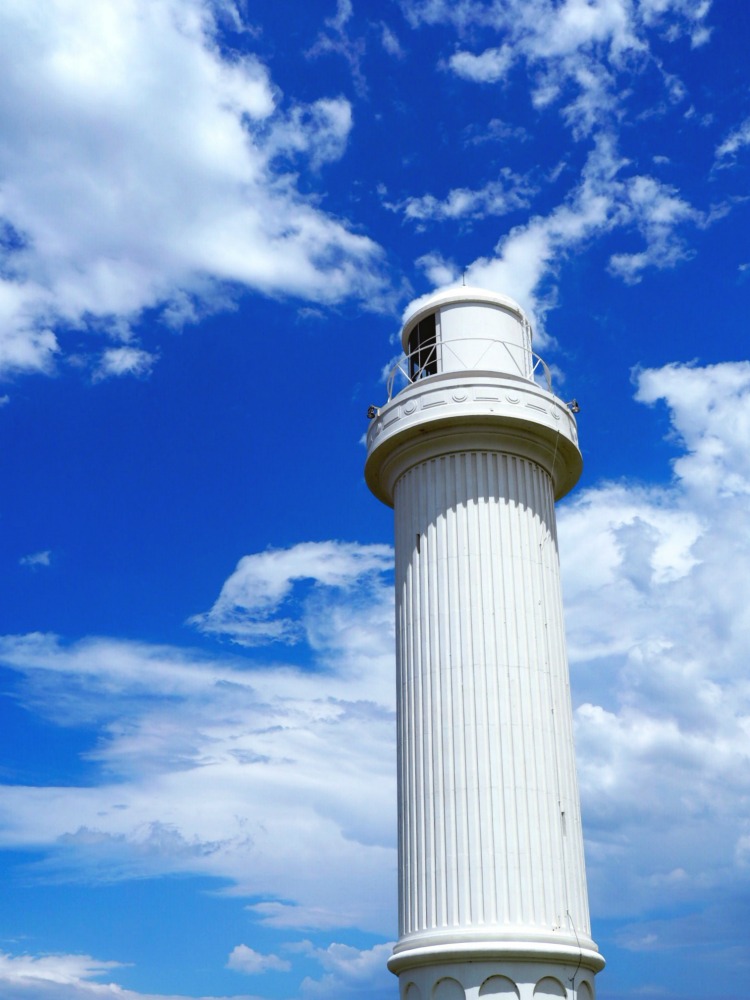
<box><xmin>458</xmin><ymin>133</ymin><xmax>624</xmax><ymax>331</ymax></box>
<box><xmin>715</xmin><ymin>115</ymin><xmax>750</xmax><ymax>164</ymax></box>
<box><xmin>92</xmin><ymin>346</ymin><xmax>158</xmax><ymax>382</ymax></box>
<box><xmin>298</xmin><ymin>940</ymin><xmax>394</xmax><ymax>998</ymax></box>
<box><xmin>190</xmin><ymin>540</ymin><xmax>393</xmax><ymax>646</ymax></box>
<box><xmin>20</xmin><ymin>550</ymin><xmax>52</xmax><ymax>568</ymax></box>
<box><xmin>414</xmin><ymin>251</ymin><xmax>458</xmax><ymax>288</ymax></box>
<box><xmin>397</xmin><ymin>3</ymin><xmax>715</xmax><ymax>333</ymax></box>
<box><xmin>0</xmin><ymin>948</ymin><xmax>259</xmax><ymax>999</ymax></box>
<box><xmin>380</xmin><ymin>23</ymin><xmax>405</xmax><ymax>58</ymax></box>
<box><xmin>0</xmin><ymin>541</ymin><xmax>397</xmax><ymax>934</ymax></box>
<box><xmin>608</xmin><ymin>174</ymin><xmax>700</xmax><ymax>282</ymax></box>
<box><xmin>306</xmin><ymin>0</ymin><xmax>367</xmax><ymax>97</ymax></box>
<box><xmin>448</xmin><ymin>45</ymin><xmax>513</xmax><ymax>83</ymax></box>
<box><xmin>226</xmin><ymin>944</ymin><xmax>290</xmax><ymax>975</ymax></box>
<box><xmin>558</xmin><ymin>360</ymin><xmax>750</xmax><ymax>921</ymax></box>
<box><xmin>265</xmin><ymin>98</ymin><xmax>354</xmax><ymax>171</ymax></box>
<box><xmin>403</xmin><ymin>0</ymin><xmax>711</xmax><ymax>136</ymax></box>
<box><xmin>463</xmin><ymin>118</ymin><xmax>529</xmax><ymax>146</ymax></box>
<box><xmin>0</xmin><ymin>0</ymin><xmax>387</xmax><ymax>380</ymax></box>
<box><xmin>637</xmin><ymin>361</ymin><xmax>750</xmax><ymax>492</ymax></box>
<box><xmin>4</xmin><ymin>363</ymin><xmax>750</xmax><ymax>975</ymax></box>
<box><xmin>434</xmin><ymin>134</ymin><xmax>705</xmax><ymax>332</ymax></box>
<box><xmin>0</xmin><ymin>951</ymin><xmax>121</xmax><ymax>987</ymax></box>
<box><xmin>639</xmin><ymin>0</ymin><xmax>713</xmax><ymax>47</ymax></box>
<box><xmin>387</xmin><ymin>171</ymin><xmax>535</xmax><ymax>224</ymax></box>
<box><xmin>531</xmin><ymin>0</ymin><xmax>640</xmax><ymax>59</ymax></box>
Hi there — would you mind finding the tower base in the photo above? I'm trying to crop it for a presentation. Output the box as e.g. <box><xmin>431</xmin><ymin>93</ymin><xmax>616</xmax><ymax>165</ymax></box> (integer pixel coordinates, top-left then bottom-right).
<box><xmin>392</xmin><ymin>955</ymin><xmax>599</xmax><ymax>1000</ymax></box>
<box><xmin>390</xmin><ymin>938</ymin><xmax>604</xmax><ymax>1000</ymax></box>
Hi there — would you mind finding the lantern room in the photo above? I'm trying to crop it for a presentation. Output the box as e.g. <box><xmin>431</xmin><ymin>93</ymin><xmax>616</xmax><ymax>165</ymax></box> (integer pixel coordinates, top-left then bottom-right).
<box><xmin>401</xmin><ymin>286</ymin><xmax>535</xmax><ymax>383</ymax></box>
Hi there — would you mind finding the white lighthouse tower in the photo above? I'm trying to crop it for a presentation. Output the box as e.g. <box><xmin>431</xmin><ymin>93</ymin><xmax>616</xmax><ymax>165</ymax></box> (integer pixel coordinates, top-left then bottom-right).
<box><xmin>365</xmin><ymin>287</ymin><xmax>604</xmax><ymax>1000</ymax></box>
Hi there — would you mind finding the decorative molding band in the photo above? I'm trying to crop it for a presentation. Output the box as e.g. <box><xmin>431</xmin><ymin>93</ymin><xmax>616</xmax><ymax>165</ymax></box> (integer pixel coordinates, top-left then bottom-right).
<box><xmin>366</xmin><ymin>374</ymin><xmax>581</xmax><ymax>507</ymax></box>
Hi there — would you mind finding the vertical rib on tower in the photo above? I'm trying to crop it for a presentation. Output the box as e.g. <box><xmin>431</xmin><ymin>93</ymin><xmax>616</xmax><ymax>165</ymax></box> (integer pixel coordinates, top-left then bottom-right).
<box><xmin>365</xmin><ymin>287</ymin><xmax>604</xmax><ymax>1000</ymax></box>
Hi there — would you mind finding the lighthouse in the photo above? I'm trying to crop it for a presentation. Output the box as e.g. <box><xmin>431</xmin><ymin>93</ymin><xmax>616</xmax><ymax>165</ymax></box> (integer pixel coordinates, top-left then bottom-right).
<box><xmin>365</xmin><ymin>287</ymin><xmax>604</xmax><ymax>1000</ymax></box>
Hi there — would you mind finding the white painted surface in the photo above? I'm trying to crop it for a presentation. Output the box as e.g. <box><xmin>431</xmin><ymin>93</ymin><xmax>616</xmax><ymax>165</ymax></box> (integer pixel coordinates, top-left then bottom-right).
<box><xmin>437</xmin><ymin>304</ymin><xmax>531</xmax><ymax>378</ymax></box>
<box><xmin>395</xmin><ymin>959</ymin><xmax>597</xmax><ymax>1000</ymax></box>
<box><xmin>365</xmin><ymin>372</ymin><xmax>581</xmax><ymax>507</ymax></box>
<box><xmin>401</xmin><ymin>287</ymin><xmax>529</xmax><ymax>349</ymax></box>
<box><xmin>401</xmin><ymin>287</ymin><xmax>533</xmax><ymax>381</ymax></box>
<box><xmin>366</xmin><ymin>289</ymin><xmax>603</xmax><ymax>999</ymax></box>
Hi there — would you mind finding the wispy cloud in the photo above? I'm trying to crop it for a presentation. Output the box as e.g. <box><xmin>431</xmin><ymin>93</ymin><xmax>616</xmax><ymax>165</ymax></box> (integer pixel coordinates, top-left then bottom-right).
<box><xmin>385</xmin><ymin>171</ymin><xmax>535</xmax><ymax>224</ymax></box>
<box><xmin>0</xmin><ymin>947</ymin><xmax>259</xmax><ymax>999</ymax></box>
<box><xmin>264</xmin><ymin>98</ymin><xmax>354</xmax><ymax>172</ymax></box>
<box><xmin>431</xmin><ymin>134</ymin><xmax>707</xmax><ymax>331</ymax></box>
<box><xmin>399</xmin><ymin>0</ymin><xmax>716</xmax><ymax>325</ymax></box>
<box><xmin>92</xmin><ymin>347</ymin><xmax>158</xmax><ymax>382</ymax></box>
<box><xmin>0</xmin><ymin>542</ymin><xmax>397</xmax><ymax>933</ymax></box>
<box><xmin>19</xmin><ymin>550</ymin><xmax>51</xmax><ymax>569</ymax></box>
<box><xmin>306</xmin><ymin>0</ymin><xmax>367</xmax><ymax>96</ymax></box>
<box><xmin>607</xmin><ymin>174</ymin><xmax>702</xmax><ymax>282</ymax></box>
<box><xmin>380</xmin><ymin>22</ymin><xmax>405</xmax><ymax>58</ymax></box>
<box><xmin>404</xmin><ymin>0</ymin><xmax>710</xmax><ymax>134</ymax></box>
<box><xmin>190</xmin><ymin>541</ymin><xmax>393</xmax><ymax>647</ymax></box>
<box><xmin>0</xmin><ymin>950</ymin><xmax>122</xmax><ymax>987</ymax></box>
<box><xmin>715</xmin><ymin>115</ymin><xmax>750</xmax><ymax>164</ymax></box>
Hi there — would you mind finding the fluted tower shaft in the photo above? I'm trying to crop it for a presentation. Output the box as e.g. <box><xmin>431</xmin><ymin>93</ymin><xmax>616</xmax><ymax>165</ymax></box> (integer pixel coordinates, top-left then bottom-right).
<box><xmin>395</xmin><ymin>450</ymin><xmax>588</xmax><ymax>937</ymax></box>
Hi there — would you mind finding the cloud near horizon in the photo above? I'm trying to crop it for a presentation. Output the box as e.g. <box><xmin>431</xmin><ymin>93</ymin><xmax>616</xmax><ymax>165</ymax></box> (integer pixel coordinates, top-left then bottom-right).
<box><xmin>0</xmin><ymin>947</ymin><xmax>262</xmax><ymax>1000</ymax></box>
<box><xmin>0</xmin><ymin>541</ymin><xmax>397</xmax><ymax>938</ymax></box>
<box><xmin>0</xmin><ymin>939</ymin><xmax>395</xmax><ymax>1000</ymax></box>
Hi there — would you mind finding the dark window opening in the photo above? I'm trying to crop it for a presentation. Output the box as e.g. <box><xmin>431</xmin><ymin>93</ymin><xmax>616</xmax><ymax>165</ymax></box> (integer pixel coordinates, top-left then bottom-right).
<box><xmin>407</xmin><ymin>312</ymin><xmax>437</xmax><ymax>380</ymax></box>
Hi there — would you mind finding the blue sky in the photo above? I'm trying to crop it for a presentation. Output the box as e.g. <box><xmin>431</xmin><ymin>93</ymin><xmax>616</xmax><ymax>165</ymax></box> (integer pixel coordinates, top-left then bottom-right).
<box><xmin>1</xmin><ymin>1</ymin><xmax>749</xmax><ymax>998</ymax></box>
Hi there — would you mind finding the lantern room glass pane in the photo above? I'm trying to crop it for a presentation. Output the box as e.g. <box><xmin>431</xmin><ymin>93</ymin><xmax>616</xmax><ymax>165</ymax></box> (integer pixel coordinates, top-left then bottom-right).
<box><xmin>408</xmin><ymin>312</ymin><xmax>437</xmax><ymax>379</ymax></box>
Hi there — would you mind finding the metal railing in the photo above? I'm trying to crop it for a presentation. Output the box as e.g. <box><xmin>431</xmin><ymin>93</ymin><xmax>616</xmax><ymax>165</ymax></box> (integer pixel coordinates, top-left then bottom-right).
<box><xmin>385</xmin><ymin>337</ymin><xmax>553</xmax><ymax>402</ymax></box>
